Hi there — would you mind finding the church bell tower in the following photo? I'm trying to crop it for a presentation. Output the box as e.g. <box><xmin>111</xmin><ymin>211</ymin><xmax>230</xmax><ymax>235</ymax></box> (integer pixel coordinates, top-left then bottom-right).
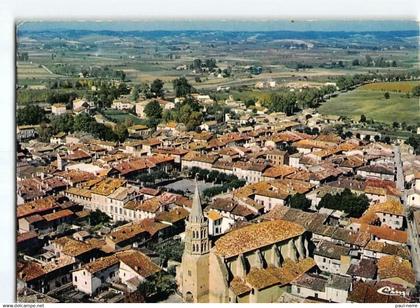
<box><xmin>177</xmin><ymin>181</ymin><xmax>210</xmax><ymax>302</ymax></box>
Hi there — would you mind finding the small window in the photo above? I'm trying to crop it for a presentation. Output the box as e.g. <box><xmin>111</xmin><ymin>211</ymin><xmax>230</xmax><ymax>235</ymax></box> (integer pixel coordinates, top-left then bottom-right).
<box><xmin>188</xmin><ymin>270</ymin><xmax>192</xmax><ymax>276</ymax></box>
<box><xmin>74</xmin><ymin>276</ymin><xmax>77</xmax><ymax>282</ymax></box>
<box><xmin>297</xmin><ymin>287</ymin><xmax>300</xmax><ymax>294</ymax></box>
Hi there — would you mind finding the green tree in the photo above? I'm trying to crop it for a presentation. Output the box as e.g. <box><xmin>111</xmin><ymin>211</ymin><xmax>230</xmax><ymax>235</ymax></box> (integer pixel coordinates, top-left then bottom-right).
<box><xmin>407</xmin><ymin>135</ymin><xmax>420</xmax><ymax>155</ymax></box>
<box><xmin>17</xmin><ymin>105</ymin><xmax>46</xmax><ymax>125</ymax></box>
<box><xmin>89</xmin><ymin>209</ymin><xmax>110</xmax><ymax>226</ymax></box>
<box><xmin>317</xmin><ymin>188</ymin><xmax>369</xmax><ymax>218</ymax></box>
<box><xmin>186</xmin><ymin>111</ymin><xmax>203</xmax><ymax>131</ymax></box>
<box><xmin>150</xmin><ymin>239</ymin><xmax>184</xmax><ymax>263</ymax></box>
<box><xmin>172</xmin><ymin>77</ymin><xmax>192</xmax><ymax>97</ymax></box>
<box><xmin>150</xmin><ymin>79</ymin><xmax>164</xmax><ymax>97</ymax></box>
<box><xmin>131</xmin><ymin>84</ymin><xmax>140</xmax><ymax>101</ymax></box>
<box><xmin>265</xmin><ymin>92</ymin><xmax>297</xmax><ymax>115</ymax></box>
<box><xmin>360</xmin><ymin>114</ymin><xmax>367</xmax><ymax>123</ymax></box>
<box><xmin>137</xmin><ymin>272</ymin><xmax>176</xmax><ymax>302</ymax></box>
<box><xmin>144</xmin><ymin>100</ymin><xmax>163</xmax><ymax>119</ymax></box>
<box><xmin>289</xmin><ymin>193</ymin><xmax>311</xmax><ymax>211</ymax></box>
<box><xmin>37</xmin><ymin>123</ymin><xmax>53</xmax><ymax>142</ymax></box>
<box><xmin>384</xmin><ymin>92</ymin><xmax>390</xmax><ymax>99</ymax></box>
<box><xmin>207</xmin><ymin>170</ymin><xmax>220</xmax><ymax>183</ymax></box>
<box><xmin>412</xmin><ymin>85</ymin><xmax>420</xmax><ymax>97</ymax></box>
<box><xmin>73</xmin><ymin>113</ymin><xmax>93</xmax><ymax>132</ymax></box>
<box><xmin>50</xmin><ymin>114</ymin><xmax>74</xmax><ymax>133</ymax></box>
<box><xmin>114</xmin><ymin>123</ymin><xmax>128</xmax><ymax>142</ymax></box>
<box><xmin>245</xmin><ymin>99</ymin><xmax>256</xmax><ymax>108</ymax></box>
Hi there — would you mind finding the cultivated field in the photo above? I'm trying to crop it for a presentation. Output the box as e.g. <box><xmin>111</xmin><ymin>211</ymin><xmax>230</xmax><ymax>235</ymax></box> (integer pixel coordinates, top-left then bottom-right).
<box><xmin>318</xmin><ymin>88</ymin><xmax>420</xmax><ymax>124</ymax></box>
<box><xmin>359</xmin><ymin>81</ymin><xmax>419</xmax><ymax>93</ymax></box>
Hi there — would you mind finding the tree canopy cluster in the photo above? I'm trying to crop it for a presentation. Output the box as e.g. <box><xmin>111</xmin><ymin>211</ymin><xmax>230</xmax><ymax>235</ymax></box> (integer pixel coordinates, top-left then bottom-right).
<box><xmin>407</xmin><ymin>134</ymin><xmax>420</xmax><ymax>155</ymax></box>
<box><xmin>412</xmin><ymin>85</ymin><xmax>420</xmax><ymax>97</ymax></box>
<box><xmin>144</xmin><ymin>100</ymin><xmax>163</xmax><ymax>128</ymax></box>
<box><xmin>189</xmin><ymin>58</ymin><xmax>218</xmax><ymax>72</ymax></box>
<box><xmin>317</xmin><ymin>188</ymin><xmax>369</xmax><ymax>218</ymax></box>
<box><xmin>172</xmin><ymin>77</ymin><xmax>193</xmax><ymax>97</ymax></box>
<box><xmin>162</xmin><ymin>96</ymin><xmax>203</xmax><ymax>131</ymax></box>
<box><xmin>289</xmin><ymin>193</ymin><xmax>312</xmax><ymax>211</ymax></box>
<box><xmin>50</xmin><ymin>63</ymin><xmax>127</xmax><ymax>81</ymax></box>
<box><xmin>137</xmin><ymin>272</ymin><xmax>176</xmax><ymax>302</ymax></box>
<box><xmin>17</xmin><ymin>105</ymin><xmax>47</xmax><ymax>125</ymax></box>
<box><xmin>188</xmin><ymin>167</ymin><xmax>246</xmax><ymax>198</ymax></box>
<box><xmin>260</xmin><ymin>85</ymin><xmax>336</xmax><ymax>115</ymax></box>
<box><xmin>336</xmin><ymin>71</ymin><xmax>419</xmax><ymax>90</ymax></box>
<box><xmin>130</xmin><ymin>170</ymin><xmax>171</xmax><ymax>186</ymax></box>
<box><xmin>38</xmin><ymin>113</ymin><xmax>129</xmax><ymax>143</ymax></box>
<box><xmin>89</xmin><ymin>209</ymin><xmax>111</xmax><ymax>226</ymax></box>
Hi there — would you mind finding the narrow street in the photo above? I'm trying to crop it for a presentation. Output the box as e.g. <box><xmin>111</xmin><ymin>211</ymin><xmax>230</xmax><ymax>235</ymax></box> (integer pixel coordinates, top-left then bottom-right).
<box><xmin>394</xmin><ymin>145</ymin><xmax>420</xmax><ymax>281</ymax></box>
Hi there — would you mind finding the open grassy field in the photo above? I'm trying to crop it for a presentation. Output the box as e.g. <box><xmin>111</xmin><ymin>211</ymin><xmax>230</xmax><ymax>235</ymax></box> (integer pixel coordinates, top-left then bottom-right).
<box><xmin>101</xmin><ymin>109</ymin><xmax>145</xmax><ymax>125</ymax></box>
<box><xmin>318</xmin><ymin>89</ymin><xmax>420</xmax><ymax>125</ymax></box>
<box><xmin>359</xmin><ymin>81</ymin><xmax>419</xmax><ymax>93</ymax></box>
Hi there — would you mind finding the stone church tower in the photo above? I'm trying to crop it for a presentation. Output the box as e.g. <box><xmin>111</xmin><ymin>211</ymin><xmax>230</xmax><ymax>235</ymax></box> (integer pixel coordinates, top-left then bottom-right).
<box><xmin>177</xmin><ymin>182</ymin><xmax>210</xmax><ymax>303</ymax></box>
<box><xmin>57</xmin><ymin>153</ymin><xmax>64</xmax><ymax>171</ymax></box>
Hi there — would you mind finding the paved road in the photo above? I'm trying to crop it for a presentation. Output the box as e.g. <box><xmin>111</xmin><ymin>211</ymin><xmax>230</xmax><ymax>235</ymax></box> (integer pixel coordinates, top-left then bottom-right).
<box><xmin>41</xmin><ymin>64</ymin><xmax>54</xmax><ymax>75</ymax></box>
<box><xmin>395</xmin><ymin>145</ymin><xmax>420</xmax><ymax>280</ymax></box>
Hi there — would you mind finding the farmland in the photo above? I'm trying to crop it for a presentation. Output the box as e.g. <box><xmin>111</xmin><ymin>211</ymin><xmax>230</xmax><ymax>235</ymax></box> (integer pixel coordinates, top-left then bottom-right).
<box><xmin>318</xmin><ymin>88</ymin><xmax>420</xmax><ymax>125</ymax></box>
<box><xmin>359</xmin><ymin>81</ymin><xmax>419</xmax><ymax>93</ymax></box>
<box><xmin>17</xmin><ymin>26</ymin><xmax>419</xmax><ymax>95</ymax></box>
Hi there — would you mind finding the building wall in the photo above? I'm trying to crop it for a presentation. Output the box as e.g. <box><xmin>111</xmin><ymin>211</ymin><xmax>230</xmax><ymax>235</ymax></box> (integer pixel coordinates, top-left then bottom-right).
<box><xmin>254</xmin><ymin>194</ymin><xmax>285</xmax><ymax>212</ymax></box>
<box><xmin>377</xmin><ymin>212</ymin><xmax>404</xmax><ymax>230</ymax></box>
<box><xmin>326</xmin><ymin>286</ymin><xmax>348</xmax><ymax>303</ymax></box>
<box><xmin>291</xmin><ymin>284</ymin><xmax>326</xmax><ymax>300</ymax></box>
<box><xmin>182</xmin><ymin>160</ymin><xmax>213</xmax><ymax>172</ymax></box>
<box><xmin>252</xmin><ymin>285</ymin><xmax>285</xmax><ymax>303</ymax></box>
<box><xmin>72</xmin><ymin>264</ymin><xmax>119</xmax><ymax>295</ymax></box>
<box><xmin>233</xmin><ymin>168</ymin><xmax>262</xmax><ymax>183</ymax></box>
<box><xmin>314</xmin><ymin>255</ymin><xmax>341</xmax><ymax>274</ymax></box>
<box><xmin>208</xmin><ymin>253</ymin><xmax>230</xmax><ymax>303</ymax></box>
<box><xmin>356</xmin><ymin>170</ymin><xmax>394</xmax><ymax>181</ymax></box>
<box><xmin>119</xmin><ymin>261</ymin><xmax>146</xmax><ymax>291</ymax></box>
<box><xmin>407</xmin><ymin>192</ymin><xmax>420</xmax><ymax>208</ymax></box>
<box><xmin>179</xmin><ymin>253</ymin><xmax>210</xmax><ymax>303</ymax></box>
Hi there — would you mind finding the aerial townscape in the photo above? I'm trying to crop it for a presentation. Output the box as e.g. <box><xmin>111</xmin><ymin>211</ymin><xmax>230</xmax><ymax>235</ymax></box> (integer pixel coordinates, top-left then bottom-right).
<box><xmin>15</xmin><ymin>20</ymin><xmax>420</xmax><ymax>303</ymax></box>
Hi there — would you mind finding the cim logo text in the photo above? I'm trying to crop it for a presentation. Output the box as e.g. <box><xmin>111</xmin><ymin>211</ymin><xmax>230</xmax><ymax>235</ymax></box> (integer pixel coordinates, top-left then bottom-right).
<box><xmin>377</xmin><ymin>286</ymin><xmax>406</xmax><ymax>297</ymax></box>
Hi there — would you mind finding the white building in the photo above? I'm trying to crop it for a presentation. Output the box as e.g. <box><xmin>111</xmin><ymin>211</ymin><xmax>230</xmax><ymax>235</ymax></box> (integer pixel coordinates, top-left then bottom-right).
<box><xmin>314</xmin><ymin>241</ymin><xmax>351</xmax><ymax>275</ymax></box>
<box><xmin>72</xmin><ymin>250</ymin><xmax>160</xmax><ymax>295</ymax></box>
<box><xmin>51</xmin><ymin>103</ymin><xmax>67</xmax><ymax>115</ymax></box>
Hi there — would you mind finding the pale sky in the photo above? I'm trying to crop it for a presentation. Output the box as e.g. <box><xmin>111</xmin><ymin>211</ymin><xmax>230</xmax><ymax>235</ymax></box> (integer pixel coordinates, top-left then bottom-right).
<box><xmin>2</xmin><ymin>0</ymin><xmax>420</xmax><ymax>20</ymax></box>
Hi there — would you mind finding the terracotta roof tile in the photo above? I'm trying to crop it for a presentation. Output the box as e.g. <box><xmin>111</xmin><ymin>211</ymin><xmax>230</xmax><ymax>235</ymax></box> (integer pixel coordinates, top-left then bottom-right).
<box><xmin>214</xmin><ymin>220</ymin><xmax>305</xmax><ymax>258</ymax></box>
<box><xmin>377</xmin><ymin>255</ymin><xmax>415</xmax><ymax>285</ymax></box>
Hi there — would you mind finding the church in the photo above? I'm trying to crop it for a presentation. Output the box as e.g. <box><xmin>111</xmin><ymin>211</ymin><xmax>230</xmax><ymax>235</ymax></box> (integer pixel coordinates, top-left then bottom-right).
<box><xmin>176</xmin><ymin>183</ymin><xmax>317</xmax><ymax>303</ymax></box>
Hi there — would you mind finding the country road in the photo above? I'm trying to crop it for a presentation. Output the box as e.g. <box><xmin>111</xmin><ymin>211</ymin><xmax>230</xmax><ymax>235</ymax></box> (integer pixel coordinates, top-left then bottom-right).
<box><xmin>41</xmin><ymin>64</ymin><xmax>54</xmax><ymax>75</ymax></box>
